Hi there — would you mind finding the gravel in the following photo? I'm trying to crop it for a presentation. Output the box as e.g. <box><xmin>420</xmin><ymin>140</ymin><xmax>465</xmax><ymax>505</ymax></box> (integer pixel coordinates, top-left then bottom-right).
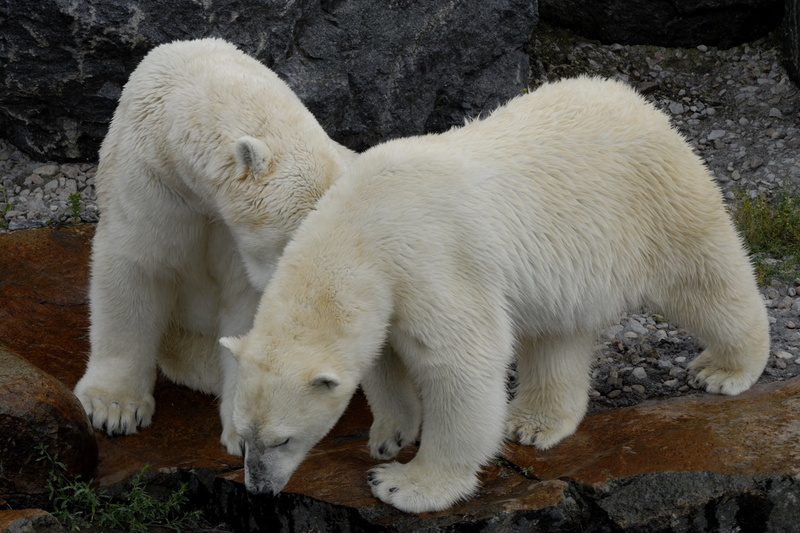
<box><xmin>1</xmin><ymin>23</ymin><xmax>798</xmax><ymax>412</ymax></box>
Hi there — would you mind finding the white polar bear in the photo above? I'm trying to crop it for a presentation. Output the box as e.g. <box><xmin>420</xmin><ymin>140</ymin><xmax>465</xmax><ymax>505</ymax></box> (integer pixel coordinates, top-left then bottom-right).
<box><xmin>220</xmin><ymin>76</ymin><xmax>770</xmax><ymax>513</ymax></box>
<box><xmin>73</xmin><ymin>38</ymin><xmax>356</xmax><ymax>455</ymax></box>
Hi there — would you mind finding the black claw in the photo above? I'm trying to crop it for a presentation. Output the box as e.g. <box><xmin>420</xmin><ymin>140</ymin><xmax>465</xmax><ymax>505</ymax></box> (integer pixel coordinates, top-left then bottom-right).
<box><xmin>367</xmin><ymin>473</ymin><xmax>375</xmax><ymax>482</ymax></box>
<box><xmin>394</xmin><ymin>431</ymin><xmax>403</xmax><ymax>447</ymax></box>
<box><xmin>371</xmin><ymin>479</ymin><xmax>382</xmax><ymax>486</ymax></box>
<box><xmin>378</xmin><ymin>443</ymin><xmax>388</xmax><ymax>456</ymax></box>
<box><xmin>388</xmin><ymin>487</ymin><xmax>398</xmax><ymax>493</ymax></box>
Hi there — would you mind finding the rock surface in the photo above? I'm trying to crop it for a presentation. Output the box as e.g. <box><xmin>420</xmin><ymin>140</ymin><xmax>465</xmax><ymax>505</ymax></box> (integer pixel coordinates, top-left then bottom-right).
<box><xmin>0</xmin><ymin>508</ymin><xmax>66</xmax><ymax>533</ymax></box>
<box><xmin>0</xmin><ymin>0</ymin><xmax>536</xmax><ymax>162</ymax></box>
<box><xmin>0</xmin><ymin>347</ymin><xmax>97</xmax><ymax>509</ymax></box>
<box><xmin>539</xmin><ymin>0</ymin><xmax>783</xmax><ymax>47</ymax></box>
<box><xmin>0</xmin><ymin>226</ymin><xmax>799</xmax><ymax>532</ymax></box>
<box><xmin>786</xmin><ymin>0</ymin><xmax>800</xmax><ymax>84</ymax></box>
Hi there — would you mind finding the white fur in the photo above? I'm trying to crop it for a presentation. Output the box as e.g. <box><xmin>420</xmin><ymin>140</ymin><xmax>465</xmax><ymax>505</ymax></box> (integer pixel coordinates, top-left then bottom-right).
<box><xmin>73</xmin><ymin>38</ymin><xmax>356</xmax><ymax>454</ymax></box>
<box><xmin>223</xmin><ymin>76</ymin><xmax>770</xmax><ymax>513</ymax></box>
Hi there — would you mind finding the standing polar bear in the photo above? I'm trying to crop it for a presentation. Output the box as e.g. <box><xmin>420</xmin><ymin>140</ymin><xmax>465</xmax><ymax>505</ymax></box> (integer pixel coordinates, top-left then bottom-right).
<box><xmin>73</xmin><ymin>38</ymin><xmax>356</xmax><ymax>455</ymax></box>
<box><xmin>221</xmin><ymin>76</ymin><xmax>770</xmax><ymax>513</ymax></box>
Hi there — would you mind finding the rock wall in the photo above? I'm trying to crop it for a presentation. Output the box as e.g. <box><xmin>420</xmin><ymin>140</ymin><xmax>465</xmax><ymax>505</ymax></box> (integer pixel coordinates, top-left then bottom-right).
<box><xmin>0</xmin><ymin>0</ymin><xmax>537</xmax><ymax>162</ymax></box>
<box><xmin>786</xmin><ymin>0</ymin><xmax>800</xmax><ymax>84</ymax></box>
<box><xmin>539</xmin><ymin>0</ymin><xmax>783</xmax><ymax>47</ymax></box>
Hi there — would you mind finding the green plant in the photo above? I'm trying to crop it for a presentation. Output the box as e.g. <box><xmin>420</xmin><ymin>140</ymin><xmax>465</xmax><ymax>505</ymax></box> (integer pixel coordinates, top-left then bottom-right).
<box><xmin>1</xmin><ymin>185</ymin><xmax>10</xmax><ymax>228</ymax></box>
<box><xmin>68</xmin><ymin>191</ymin><xmax>82</xmax><ymax>225</ymax></box>
<box><xmin>36</xmin><ymin>443</ymin><xmax>202</xmax><ymax>532</ymax></box>
<box><xmin>730</xmin><ymin>187</ymin><xmax>800</xmax><ymax>283</ymax></box>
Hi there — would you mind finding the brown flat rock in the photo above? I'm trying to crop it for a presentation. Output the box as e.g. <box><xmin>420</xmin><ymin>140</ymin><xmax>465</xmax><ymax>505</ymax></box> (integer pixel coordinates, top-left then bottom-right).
<box><xmin>505</xmin><ymin>377</ymin><xmax>800</xmax><ymax>486</ymax></box>
<box><xmin>1</xmin><ymin>225</ymin><xmax>799</xmax><ymax>532</ymax></box>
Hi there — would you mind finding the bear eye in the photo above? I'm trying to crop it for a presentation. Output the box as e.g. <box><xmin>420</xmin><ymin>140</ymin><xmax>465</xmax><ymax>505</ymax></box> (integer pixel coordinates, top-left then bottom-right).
<box><xmin>271</xmin><ymin>437</ymin><xmax>290</xmax><ymax>448</ymax></box>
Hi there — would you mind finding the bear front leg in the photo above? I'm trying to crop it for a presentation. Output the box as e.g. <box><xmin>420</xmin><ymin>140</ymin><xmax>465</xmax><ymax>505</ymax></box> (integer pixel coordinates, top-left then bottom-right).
<box><xmin>216</xmin><ymin>274</ymin><xmax>261</xmax><ymax>456</ymax></box>
<box><xmin>506</xmin><ymin>334</ymin><xmax>593</xmax><ymax>450</ymax></box>
<box><xmin>368</xmin><ymin>357</ymin><xmax>509</xmax><ymax>513</ymax></box>
<box><xmin>361</xmin><ymin>345</ymin><xmax>421</xmax><ymax>460</ymax></box>
<box><xmin>74</xmin><ymin>252</ymin><xmax>174</xmax><ymax>435</ymax></box>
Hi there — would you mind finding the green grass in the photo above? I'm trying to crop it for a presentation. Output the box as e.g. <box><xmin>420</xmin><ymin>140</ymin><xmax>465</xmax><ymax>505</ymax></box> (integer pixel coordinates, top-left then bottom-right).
<box><xmin>68</xmin><ymin>191</ymin><xmax>82</xmax><ymax>225</ymax></box>
<box><xmin>36</xmin><ymin>443</ymin><xmax>202</xmax><ymax>532</ymax></box>
<box><xmin>730</xmin><ymin>187</ymin><xmax>800</xmax><ymax>284</ymax></box>
<box><xmin>0</xmin><ymin>185</ymin><xmax>9</xmax><ymax>229</ymax></box>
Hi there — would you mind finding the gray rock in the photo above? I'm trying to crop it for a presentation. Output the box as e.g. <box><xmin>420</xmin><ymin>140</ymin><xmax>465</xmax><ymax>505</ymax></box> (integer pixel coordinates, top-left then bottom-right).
<box><xmin>786</xmin><ymin>0</ymin><xmax>800</xmax><ymax>85</ymax></box>
<box><xmin>596</xmin><ymin>471</ymin><xmax>799</xmax><ymax>532</ymax></box>
<box><xmin>0</xmin><ymin>0</ymin><xmax>537</xmax><ymax>162</ymax></box>
<box><xmin>539</xmin><ymin>0</ymin><xmax>783</xmax><ymax>47</ymax></box>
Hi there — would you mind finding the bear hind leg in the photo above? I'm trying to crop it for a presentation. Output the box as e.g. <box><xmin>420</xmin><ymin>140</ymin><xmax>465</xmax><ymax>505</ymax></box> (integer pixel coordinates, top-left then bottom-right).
<box><xmin>660</xmin><ymin>267</ymin><xmax>769</xmax><ymax>396</ymax></box>
<box><xmin>506</xmin><ymin>333</ymin><xmax>594</xmax><ymax>450</ymax></box>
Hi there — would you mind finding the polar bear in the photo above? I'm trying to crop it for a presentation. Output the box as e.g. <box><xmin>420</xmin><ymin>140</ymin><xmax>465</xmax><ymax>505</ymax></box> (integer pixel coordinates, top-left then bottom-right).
<box><xmin>73</xmin><ymin>38</ymin><xmax>356</xmax><ymax>455</ymax></box>
<box><xmin>220</xmin><ymin>76</ymin><xmax>770</xmax><ymax>513</ymax></box>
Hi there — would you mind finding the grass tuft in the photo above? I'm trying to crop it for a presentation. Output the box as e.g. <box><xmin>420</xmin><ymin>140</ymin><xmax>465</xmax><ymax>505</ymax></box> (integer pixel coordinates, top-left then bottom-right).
<box><xmin>36</xmin><ymin>443</ymin><xmax>202</xmax><ymax>532</ymax></box>
<box><xmin>730</xmin><ymin>187</ymin><xmax>800</xmax><ymax>283</ymax></box>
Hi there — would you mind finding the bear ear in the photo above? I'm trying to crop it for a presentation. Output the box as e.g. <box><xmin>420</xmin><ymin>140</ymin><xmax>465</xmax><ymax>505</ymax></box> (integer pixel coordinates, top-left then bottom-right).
<box><xmin>219</xmin><ymin>336</ymin><xmax>244</xmax><ymax>359</ymax></box>
<box><xmin>311</xmin><ymin>373</ymin><xmax>340</xmax><ymax>390</ymax></box>
<box><xmin>234</xmin><ymin>136</ymin><xmax>272</xmax><ymax>176</ymax></box>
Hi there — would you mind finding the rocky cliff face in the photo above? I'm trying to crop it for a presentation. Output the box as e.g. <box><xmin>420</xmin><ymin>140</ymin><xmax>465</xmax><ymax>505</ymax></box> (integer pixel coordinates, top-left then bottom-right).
<box><xmin>0</xmin><ymin>0</ymin><xmax>537</xmax><ymax>162</ymax></box>
<box><xmin>538</xmin><ymin>0</ymin><xmax>783</xmax><ymax>47</ymax></box>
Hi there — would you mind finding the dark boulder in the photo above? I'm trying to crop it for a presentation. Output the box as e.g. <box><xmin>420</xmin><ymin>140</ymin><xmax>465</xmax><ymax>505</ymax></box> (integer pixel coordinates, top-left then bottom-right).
<box><xmin>539</xmin><ymin>0</ymin><xmax>783</xmax><ymax>47</ymax></box>
<box><xmin>0</xmin><ymin>347</ymin><xmax>97</xmax><ymax>509</ymax></box>
<box><xmin>0</xmin><ymin>0</ymin><xmax>537</xmax><ymax>162</ymax></box>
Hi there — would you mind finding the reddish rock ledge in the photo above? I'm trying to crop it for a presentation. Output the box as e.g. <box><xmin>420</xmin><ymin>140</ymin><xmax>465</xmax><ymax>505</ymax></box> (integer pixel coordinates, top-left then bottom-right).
<box><xmin>1</xmin><ymin>225</ymin><xmax>799</xmax><ymax>532</ymax></box>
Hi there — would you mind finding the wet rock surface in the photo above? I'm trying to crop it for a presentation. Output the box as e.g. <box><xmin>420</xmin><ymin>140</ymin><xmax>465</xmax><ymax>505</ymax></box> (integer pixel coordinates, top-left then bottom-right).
<box><xmin>1</xmin><ymin>227</ymin><xmax>799</xmax><ymax>532</ymax></box>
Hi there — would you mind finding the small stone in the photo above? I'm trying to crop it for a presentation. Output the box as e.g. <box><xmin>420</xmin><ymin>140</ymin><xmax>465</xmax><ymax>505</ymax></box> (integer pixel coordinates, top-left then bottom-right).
<box><xmin>652</xmin><ymin>329</ymin><xmax>668</xmax><ymax>342</ymax></box>
<box><xmin>787</xmin><ymin>321</ymin><xmax>797</xmax><ymax>329</ymax></box>
<box><xmin>697</xmin><ymin>44</ymin><xmax>708</xmax><ymax>52</ymax></box>
<box><xmin>632</xmin><ymin>367</ymin><xmax>648</xmax><ymax>380</ymax></box>
<box><xmin>776</xmin><ymin>359</ymin><xmax>787</xmax><ymax>369</ymax></box>
<box><xmin>775</xmin><ymin>351</ymin><xmax>794</xmax><ymax>359</ymax></box>
<box><xmin>631</xmin><ymin>384</ymin><xmax>646</xmax><ymax>394</ymax></box>
<box><xmin>669</xmin><ymin>367</ymin><xmax>687</xmax><ymax>379</ymax></box>
<box><xmin>663</xmin><ymin>379</ymin><xmax>679</xmax><ymax>388</ymax></box>
<box><xmin>606</xmin><ymin>389</ymin><xmax>622</xmax><ymax>399</ymax></box>
<box><xmin>669</xmin><ymin>101</ymin><xmax>685</xmax><ymax>115</ymax></box>
<box><xmin>748</xmin><ymin>155</ymin><xmax>764</xmax><ymax>169</ymax></box>
<box><xmin>707</xmin><ymin>129</ymin><xmax>726</xmax><ymax>141</ymax></box>
<box><xmin>44</xmin><ymin>179</ymin><xmax>59</xmax><ymax>191</ymax></box>
<box><xmin>24</xmin><ymin>174</ymin><xmax>44</xmax><ymax>186</ymax></box>
<box><xmin>624</xmin><ymin>331</ymin><xmax>639</xmax><ymax>339</ymax></box>
<box><xmin>769</xmin><ymin>107</ymin><xmax>782</xmax><ymax>118</ymax></box>
<box><xmin>32</xmin><ymin>164</ymin><xmax>59</xmax><ymax>178</ymax></box>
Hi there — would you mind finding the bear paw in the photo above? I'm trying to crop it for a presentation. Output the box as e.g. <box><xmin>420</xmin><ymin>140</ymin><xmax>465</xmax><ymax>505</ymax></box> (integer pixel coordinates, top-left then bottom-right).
<box><xmin>220</xmin><ymin>427</ymin><xmax>244</xmax><ymax>456</ymax></box>
<box><xmin>73</xmin><ymin>383</ymin><xmax>155</xmax><ymax>435</ymax></box>
<box><xmin>687</xmin><ymin>351</ymin><xmax>759</xmax><ymax>396</ymax></box>
<box><xmin>368</xmin><ymin>461</ymin><xmax>478</xmax><ymax>513</ymax></box>
<box><xmin>368</xmin><ymin>419</ymin><xmax>420</xmax><ymax>460</ymax></box>
<box><xmin>506</xmin><ymin>410</ymin><xmax>578</xmax><ymax>450</ymax></box>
